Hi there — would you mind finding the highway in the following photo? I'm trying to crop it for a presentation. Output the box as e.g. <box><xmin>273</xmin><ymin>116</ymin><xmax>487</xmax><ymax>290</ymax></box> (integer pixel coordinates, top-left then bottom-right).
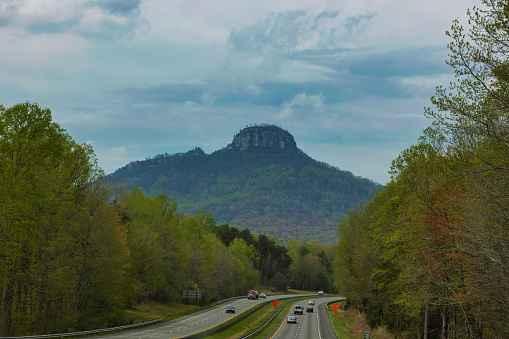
<box><xmin>98</xmin><ymin>294</ymin><xmax>318</xmax><ymax>339</ymax></box>
<box><xmin>269</xmin><ymin>297</ymin><xmax>343</xmax><ymax>339</ymax></box>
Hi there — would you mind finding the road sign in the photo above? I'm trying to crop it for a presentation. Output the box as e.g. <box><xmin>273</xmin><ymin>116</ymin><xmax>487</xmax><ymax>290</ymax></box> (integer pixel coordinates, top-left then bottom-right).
<box><xmin>182</xmin><ymin>290</ymin><xmax>202</xmax><ymax>298</ymax></box>
<box><xmin>182</xmin><ymin>290</ymin><xmax>201</xmax><ymax>306</ymax></box>
<box><xmin>272</xmin><ymin>299</ymin><xmax>279</xmax><ymax>309</ymax></box>
<box><xmin>332</xmin><ymin>302</ymin><xmax>339</xmax><ymax>312</ymax></box>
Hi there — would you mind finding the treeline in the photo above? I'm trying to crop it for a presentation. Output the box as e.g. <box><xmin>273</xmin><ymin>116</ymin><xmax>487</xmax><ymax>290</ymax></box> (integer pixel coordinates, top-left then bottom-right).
<box><xmin>334</xmin><ymin>2</ymin><xmax>509</xmax><ymax>338</ymax></box>
<box><xmin>0</xmin><ymin>103</ymin><xmax>335</xmax><ymax>336</ymax></box>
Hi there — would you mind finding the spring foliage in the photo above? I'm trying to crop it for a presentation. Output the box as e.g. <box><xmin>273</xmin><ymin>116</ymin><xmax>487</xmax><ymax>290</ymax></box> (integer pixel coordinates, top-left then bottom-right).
<box><xmin>334</xmin><ymin>1</ymin><xmax>509</xmax><ymax>337</ymax></box>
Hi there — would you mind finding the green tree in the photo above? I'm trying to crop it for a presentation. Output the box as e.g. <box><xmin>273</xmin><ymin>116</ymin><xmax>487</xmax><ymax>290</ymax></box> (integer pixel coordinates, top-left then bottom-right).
<box><xmin>116</xmin><ymin>188</ymin><xmax>186</xmax><ymax>303</ymax></box>
<box><xmin>0</xmin><ymin>102</ymin><xmax>101</xmax><ymax>335</ymax></box>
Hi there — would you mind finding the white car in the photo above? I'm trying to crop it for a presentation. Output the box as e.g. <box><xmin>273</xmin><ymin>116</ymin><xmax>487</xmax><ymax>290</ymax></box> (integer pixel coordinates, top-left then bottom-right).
<box><xmin>308</xmin><ymin>300</ymin><xmax>315</xmax><ymax>305</ymax></box>
<box><xmin>318</xmin><ymin>291</ymin><xmax>324</xmax><ymax>295</ymax></box>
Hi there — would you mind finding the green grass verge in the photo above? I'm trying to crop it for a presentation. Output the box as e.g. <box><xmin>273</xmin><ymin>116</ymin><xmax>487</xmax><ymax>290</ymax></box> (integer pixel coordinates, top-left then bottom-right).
<box><xmin>123</xmin><ymin>301</ymin><xmax>214</xmax><ymax>323</ymax></box>
<box><xmin>326</xmin><ymin>307</ymin><xmax>355</xmax><ymax>338</ymax></box>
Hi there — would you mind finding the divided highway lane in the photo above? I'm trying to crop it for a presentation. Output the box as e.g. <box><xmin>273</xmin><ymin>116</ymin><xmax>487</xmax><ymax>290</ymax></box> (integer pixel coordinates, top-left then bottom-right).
<box><xmin>98</xmin><ymin>294</ymin><xmax>313</xmax><ymax>339</ymax></box>
<box><xmin>270</xmin><ymin>297</ymin><xmax>344</xmax><ymax>339</ymax></box>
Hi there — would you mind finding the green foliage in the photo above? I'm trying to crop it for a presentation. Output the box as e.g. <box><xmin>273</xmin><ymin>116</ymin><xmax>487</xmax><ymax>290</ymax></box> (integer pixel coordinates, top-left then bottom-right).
<box><xmin>110</xmin><ymin>142</ymin><xmax>381</xmax><ymax>244</ymax></box>
<box><xmin>0</xmin><ymin>103</ymin><xmax>117</xmax><ymax>335</ymax></box>
<box><xmin>333</xmin><ymin>2</ymin><xmax>509</xmax><ymax>337</ymax></box>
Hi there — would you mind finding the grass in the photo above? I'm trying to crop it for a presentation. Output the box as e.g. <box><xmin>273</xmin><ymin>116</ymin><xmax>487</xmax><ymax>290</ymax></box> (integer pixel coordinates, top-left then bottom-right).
<box><xmin>122</xmin><ymin>301</ymin><xmax>212</xmax><ymax>323</ymax></box>
<box><xmin>327</xmin><ymin>307</ymin><xmax>356</xmax><ymax>338</ymax></box>
<box><xmin>326</xmin><ymin>303</ymin><xmax>395</xmax><ymax>339</ymax></box>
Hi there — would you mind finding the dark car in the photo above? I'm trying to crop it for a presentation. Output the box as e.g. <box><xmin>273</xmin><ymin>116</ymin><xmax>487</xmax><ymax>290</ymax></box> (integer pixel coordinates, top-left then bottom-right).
<box><xmin>287</xmin><ymin>315</ymin><xmax>297</xmax><ymax>323</ymax></box>
<box><xmin>306</xmin><ymin>306</ymin><xmax>314</xmax><ymax>312</ymax></box>
<box><xmin>226</xmin><ymin>306</ymin><xmax>235</xmax><ymax>314</ymax></box>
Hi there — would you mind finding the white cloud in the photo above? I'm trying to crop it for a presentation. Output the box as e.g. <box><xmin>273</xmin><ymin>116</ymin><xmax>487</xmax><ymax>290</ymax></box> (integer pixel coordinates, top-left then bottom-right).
<box><xmin>277</xmin><ymin>92</ymin><xmax>324</xmax><ymax>119</ymax></box>
<box><xmin>0</xmin><ymin>27</ymin><xmax>89</xmax><ymax>67</ymax></box>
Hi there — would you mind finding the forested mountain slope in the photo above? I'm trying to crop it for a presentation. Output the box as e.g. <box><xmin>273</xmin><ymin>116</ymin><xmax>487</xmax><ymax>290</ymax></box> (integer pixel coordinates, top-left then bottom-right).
<box><xmin>110</xmin><ymin>125</ymin><xmax>381</xmax><ymax>243</ymax></box>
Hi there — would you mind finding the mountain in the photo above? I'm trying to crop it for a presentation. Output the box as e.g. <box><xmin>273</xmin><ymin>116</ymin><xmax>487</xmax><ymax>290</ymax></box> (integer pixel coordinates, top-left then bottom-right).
<box><xmin>110</xmin><ymin>124</ymin><xmax>381</xmax><ymax>243</ymax></box>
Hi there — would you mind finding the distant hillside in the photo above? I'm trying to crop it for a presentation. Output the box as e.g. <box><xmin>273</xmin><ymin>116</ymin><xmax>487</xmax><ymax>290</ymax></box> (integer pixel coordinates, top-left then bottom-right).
<box><xmin>110</xmin><ymin>124</ymin><xmax>381</xmax><ymax>243</ymax></box>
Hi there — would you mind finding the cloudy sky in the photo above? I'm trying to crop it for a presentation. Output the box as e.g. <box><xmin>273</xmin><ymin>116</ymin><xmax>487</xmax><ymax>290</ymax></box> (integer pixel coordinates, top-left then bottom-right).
<box><xmin>0</xmin><ymin>0</ymin><xmax>479</xmax><ymax>184</ymax></box>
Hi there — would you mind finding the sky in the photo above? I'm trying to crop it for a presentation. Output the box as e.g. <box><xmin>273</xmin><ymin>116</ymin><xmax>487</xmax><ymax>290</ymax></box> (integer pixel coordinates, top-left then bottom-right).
<box><xmin>0</xmin><ymin>0</ymin><xmax>480</xmax><ymax>184</ymax></box>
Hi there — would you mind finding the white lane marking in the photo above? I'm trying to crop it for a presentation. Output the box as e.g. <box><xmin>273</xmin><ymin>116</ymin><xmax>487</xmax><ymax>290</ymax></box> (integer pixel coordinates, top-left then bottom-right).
<box><xmin>317</xmin><ymin>305</ymin><xmax>322</xmax><ymax>339</ymax></box>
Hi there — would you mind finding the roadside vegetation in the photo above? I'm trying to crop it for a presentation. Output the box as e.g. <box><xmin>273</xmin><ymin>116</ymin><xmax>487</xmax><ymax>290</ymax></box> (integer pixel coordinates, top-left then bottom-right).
<box><xmin>0</xmin><ymin>103</ymin><xmax>335</xmax><ymax>337</ymax></box>
<box><xmin>334</xmin><ymin>1</ymin><xmax>509</xmax><ymax>337</ymax></box>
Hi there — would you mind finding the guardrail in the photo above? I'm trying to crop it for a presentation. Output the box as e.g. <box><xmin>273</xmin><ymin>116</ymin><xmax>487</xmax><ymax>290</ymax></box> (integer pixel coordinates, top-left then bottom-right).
<box><xmin>0</xmin><ymin>318</ymin><xmax>162</xmax><ymax>339</ymax></box>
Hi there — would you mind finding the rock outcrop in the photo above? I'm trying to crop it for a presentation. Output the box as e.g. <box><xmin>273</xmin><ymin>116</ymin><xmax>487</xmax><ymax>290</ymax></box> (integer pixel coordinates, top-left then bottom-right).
<box><xmin>228</xmin><ymin>125</ymin><xmax>297</xmax><ymax>150</ymax></box>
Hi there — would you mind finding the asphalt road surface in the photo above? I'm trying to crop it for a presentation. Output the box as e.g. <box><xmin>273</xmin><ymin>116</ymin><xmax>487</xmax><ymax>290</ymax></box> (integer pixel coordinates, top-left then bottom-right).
<box><xmin>98</xmin><ymin>294</ymin><xmax>321</xmax><ymax>339</ymax></box>
<box><xmin>269</xmin><ymin>297</ymin><xmax>344</xmax><ymax>339</ymax></box>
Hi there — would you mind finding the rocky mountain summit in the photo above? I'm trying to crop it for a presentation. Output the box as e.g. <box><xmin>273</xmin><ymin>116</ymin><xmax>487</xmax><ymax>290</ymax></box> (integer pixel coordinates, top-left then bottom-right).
<box><xmin>111</xmin><ymin>124</ymin><xmax>381</xmax><ymax>243</ymax></box>
<box><xmin>227</xmin><ymin>125</ymin><xmax>297</xmax><ymax>150</ymax></box>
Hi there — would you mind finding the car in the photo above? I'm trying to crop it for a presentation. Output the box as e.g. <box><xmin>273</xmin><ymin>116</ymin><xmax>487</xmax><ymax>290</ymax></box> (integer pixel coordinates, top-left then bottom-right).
<box><xmin>260</xmin><ymin>293</ymin><xmax>267</xmax><ymax>298</ymax></box>
<box><xmin>318</xmin><ymin>291</ymin><xmax>324</xmax><ymax>295</ymax></box>
<box><xmin>306</xmin><ymin>306</ymin><xmax>314</xmax><ymax>312</ymax></box>
<box><xmin>308</xmin><ymin>300</ymin><xmax>315</xmax><ymax>305</ymax></box>
<box><xmin>287</xmin><ymin>315</ymin><xmax>297</xmax><ymax>324</ymax></box>
<box><xmin>226</xmin><ymin>306</ymin><xmax>235</xmax><ymax>313</ymax></box>
<box><xmin>294</xmin><ymin>305</ymin><xmax>304</xmax><ymax>314</ymax></box>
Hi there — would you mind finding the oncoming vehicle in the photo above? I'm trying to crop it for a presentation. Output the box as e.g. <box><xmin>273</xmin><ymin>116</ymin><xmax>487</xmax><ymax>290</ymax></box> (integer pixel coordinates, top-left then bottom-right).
<box><xmin>260</xmin><ymin>293</ymin><xmax>267</xmax><ymax>298</ymax></box>
<box><xmin>226</xmin><ymin>306</ymin><xmax>235</xmax><ymax>314</ymax></box>
<box><xmin>318</xmin><ymin>291</ymin><xmax>324</xmax><ymax>295</ymax></box>
<box><xmin>294</xmin><ymin>305</ymin><xmax>303</xmax><ymax>314</ymax></box>
<box><xmin>287</xmin><ymin>315</ymin><xmax>297</xmax><ymax>324</ymax></box>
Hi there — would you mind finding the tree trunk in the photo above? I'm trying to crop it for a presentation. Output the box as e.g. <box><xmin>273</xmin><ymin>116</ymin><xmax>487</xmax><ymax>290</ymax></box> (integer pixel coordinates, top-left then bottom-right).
<box><xmin>1</xmin><ymin>273</ymin><xmax>8</xmax><ymax>337</ymax></box>
<box><xmin>441</xmin><ymin>305</ymin><xmax>446</xmax><ymax>339</ymax></box>
<box><xmin>424</xmin><ymin>300</ymin><xmax>428</xmax><ymax>339</ymax></box>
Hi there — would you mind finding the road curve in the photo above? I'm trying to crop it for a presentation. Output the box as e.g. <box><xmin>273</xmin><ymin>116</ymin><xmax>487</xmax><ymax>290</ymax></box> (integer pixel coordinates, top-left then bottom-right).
<box><xmin>269</xmin><ymin>297</ymin><xmax>343</xmax><ymax>339</ymax></box>
<box><xmin>96</xmin><ymin>294</ymin><xmax>314</xmax><ymax>339</ymax></box>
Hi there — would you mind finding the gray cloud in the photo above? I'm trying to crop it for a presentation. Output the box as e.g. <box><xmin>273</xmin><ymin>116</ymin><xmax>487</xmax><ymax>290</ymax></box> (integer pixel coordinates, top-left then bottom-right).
<box><xmin>229</xmin><ymin>10</ymin><xmax>374</xmax><ymax>53</ymax></box>
<box><xmin>0</xmin><ymin>0</ymin><xmax>146</xmax><ymax>41</ymax></box>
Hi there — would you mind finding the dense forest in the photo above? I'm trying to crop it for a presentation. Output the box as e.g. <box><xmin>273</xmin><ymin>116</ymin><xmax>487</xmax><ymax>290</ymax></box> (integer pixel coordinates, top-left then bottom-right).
<box><xmin>334</xmin><ymin>1</ymin><xmax>509</xmax><ymax>337</ymax></box>
<box><xmin>0</xmin><ymin>103</ymin><xmax>334</xmax><ymax>336</ymax></box>
<box><xmin>110</xmin><ymin>125</ymin><xmax>381</xmax><ymax>243</ymax></box>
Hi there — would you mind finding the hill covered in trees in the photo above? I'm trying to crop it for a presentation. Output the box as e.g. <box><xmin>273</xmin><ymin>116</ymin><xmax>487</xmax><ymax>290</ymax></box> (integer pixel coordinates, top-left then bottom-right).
<box><xmin>110</xmin><ymin>125</ymin><xmax>381</xmax><ymax>243</ymax></box>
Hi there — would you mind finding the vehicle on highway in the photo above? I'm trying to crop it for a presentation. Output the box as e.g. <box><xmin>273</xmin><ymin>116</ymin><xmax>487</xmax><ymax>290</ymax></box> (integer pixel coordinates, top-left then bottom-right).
<box><xmin>318</xmin><ymin>291</ymin><xmax>324</xmax><ymax>295</ymax></box>
<box><xmin>287</xmin><ymin>315</ymin><xmax>297</xmax><ymax>324</ymax></box>
<box><xmin>294</xmin><ymin>305</ymin><xmax>304</xmax><ymax>314</ymax></box>
<box><xmin>226</xmin><ymin>306</ymin><xmax>235</xmax><ymax>313</ymax></box>
<box><xmin>306</xmin><ymin>305</ymin><xmax>314</xmax><ymax>312</ymax></box>
<box><xmin>260</xmin><ymin>293</ymin><xmax>266</xmax><ymax>298</ymax></box>
<box><xmin>308</xmin><ymin>300</ymin><xmax>315</xmax><ymax>305</ymax></box>
<box><xmin>248</xmin><ymin>290</ymin><xmax>259</xmax><ymax>299</ymax></box>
